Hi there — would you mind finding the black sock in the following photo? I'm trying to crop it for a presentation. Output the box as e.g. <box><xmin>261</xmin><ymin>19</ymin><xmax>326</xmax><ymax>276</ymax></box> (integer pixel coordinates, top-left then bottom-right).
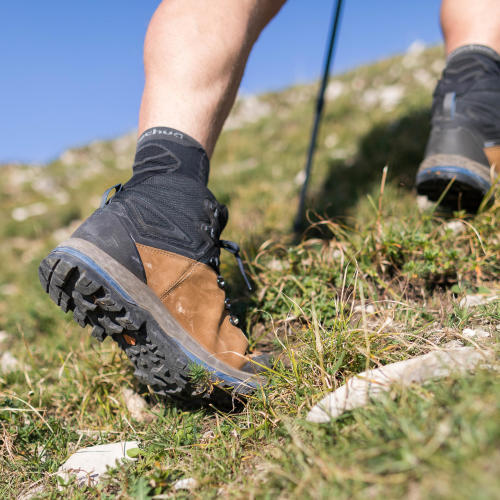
<box><xmin>132</xmin><ymin>127</ymin><xmax>210</xmax><ymax>186</ymax></box>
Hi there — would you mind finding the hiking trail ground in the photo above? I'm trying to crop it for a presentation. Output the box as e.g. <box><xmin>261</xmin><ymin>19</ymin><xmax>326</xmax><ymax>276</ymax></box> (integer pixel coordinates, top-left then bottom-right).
<box><xmin>0</xmin><ymin>45</ymin><xmax>499</xmax><ymax>499</ymax></box>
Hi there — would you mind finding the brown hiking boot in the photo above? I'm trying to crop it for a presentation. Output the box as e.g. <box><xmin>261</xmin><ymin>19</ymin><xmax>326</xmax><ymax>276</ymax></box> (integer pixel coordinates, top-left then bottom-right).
<box><xmin>38</xmin><ymin>128</ymin><xmax>266</xmax><ymax>399</ymax></box>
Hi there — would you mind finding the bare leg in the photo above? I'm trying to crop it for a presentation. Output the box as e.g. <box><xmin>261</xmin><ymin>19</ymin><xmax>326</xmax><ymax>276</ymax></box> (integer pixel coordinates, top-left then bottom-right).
<box><xmin>138</xmin><ymin>0</ymin><xmax>286</xmax><ymax>157</ymax></box>
<box><xmin>441</xmin><ymin>0</ymin><xmax>500</xmax><ymax>55</ymax></box>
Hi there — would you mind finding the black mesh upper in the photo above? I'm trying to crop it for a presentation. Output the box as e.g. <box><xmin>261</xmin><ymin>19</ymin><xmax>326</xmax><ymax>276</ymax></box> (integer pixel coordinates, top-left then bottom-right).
<box><xmin>432</xmin><ymin>46</ymin><xmax>500</xmax><ymax>141</ymax></box>
<box><xmin>108</xmin><ymin>171</ymin><xmax>226</xmax><ymax>268</ymax></box>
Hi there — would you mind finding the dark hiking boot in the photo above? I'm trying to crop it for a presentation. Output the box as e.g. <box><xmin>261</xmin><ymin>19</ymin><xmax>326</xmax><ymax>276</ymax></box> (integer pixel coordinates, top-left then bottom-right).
<box><xmin>38</xmin><ymin>129</ymin><xmax>266</xmax><ymax>399</ymax></box>
<box><xmin>416</xmin><ymin>45</ymin><xmax>500</xmax><ymax>212</ymax></box>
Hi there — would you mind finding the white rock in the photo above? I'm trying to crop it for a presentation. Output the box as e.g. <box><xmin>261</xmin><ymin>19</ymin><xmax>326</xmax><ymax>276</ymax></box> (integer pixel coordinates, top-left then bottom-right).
<box><xmin>413</xmin><ymin>69</ymin><xmax>436</xmax><ymax>89</ymax></box>
<box><xmin>325</xmin><ymin>80</ymin><xmax>345</xmax><ymax>101</ymax></box>
<box><xmin>32</xmin><ymin>177</ymin><xmax>58</xmax><ymax>197</ymax></box>
<box><xmin>307</xmin><ymin>347</ymin><xmax>491</xmax><ymax>423</ymax></box>
<box><xmin>431</xmin><ymin>60</ymin><xmax>445</xmax><ymax>75</ymax></box>
<box><xmin>266</xmin><ymin>258</ymin><xmax>290</xmax><ymax>272</ymax></box>
<box><xmin>17</xmin><ymin>484</ymin><xmax>45</xmax><ymax>500</ymax></box>
<box><xmin>57</xmin><ymin>441</ymin><xmax>139</xmax><ymax>487</ymax></box>
<box><xmin>121</xmin><ymin>387</ymin><xmax>150</xmax><ymax>422</ymax></box>
<box><xmin>0</xmin><ymin>331</ymin><xmax>8</xmax><ymax>343</ymax></box>
<box><xmin>402</xmin><ymin>40</ymin><xmax>426</xmax><ymax>67</ymax></box>
<box><xmin>294</xmin><ymin>169</ymin><xmax>306</xmax><ymax>186</ymax></box>
<box><xmin>225</xmin><ymin>94</ymin><xmax>271</xmax><ymax>130</ymax></box>
<box><xmin>460</xmin><ymin>294</ymin><xmax>499</xmax><ymax>308</ymax></box>
<box><xmin>324</xmin><ymin>133</ymin><xmax>339</xmax><ymax>149</ymax></box>
<box><xmin>443</xmin><ymin>340</ymin><xmax>464</xmax><ymax>349</ymax></box>
<box><xmin>378</xmin><ymin>85</ymin><xmax>405</xmax><ymax>111</ymax></box>
<box><xmin>416</xmin><ymin>195</ymin><xmax>434</xmax><ymax>212</ymax></box>
<box><xmin>0</xmin><ymin>284</ymin><xmax>18</xmax><ymax>296</ymax></box>
<box><xmin>0</xmin><ymin>352</ymin><xmax>20</xmax><ymax>373</ymax></box>
<box><xmin>462</xmin><ymin>328</ymin><xmax>490</xmax><ymax>339</ymax></box>
<box><xmin>173</xmin><ymin>478</ymin><xmax>199</xmax><ymax>491</ymax></box>
<box><xmin>361</xmin><ymin>85</ymin><xmax>405</xmax><ymax>112</ymax></box>
<box><xmin>361</xmin><ymin>89</ymin><xmax>379</xmax><ymax>108</ymax></box>
<box><xmin>201</xmin><ymin>430</ymin><xmax>216</xmax><ymax>441</ymax></box>
<box><xmin>54</xmin><ymin>191</ymin><xmax>70</xmax><ymax>205</ymax></box>
<box><xmin>59</xmin><ymin>150</ymin><xmax>79</xmax><ymax>166</ymax></box>
<box><xmin>445</xmin><ymin>220</ymin><xmax>466</xmax><ymax>234</ymax></box>
<box><xmin>11</xmin><ymin>202</ymin><xmax>48</xmax><ymax>221</ymax></box>
<box><xmin>353</xmin><ymin>304</ymin><xmax>376</xmax><ymax>314</ymax></box>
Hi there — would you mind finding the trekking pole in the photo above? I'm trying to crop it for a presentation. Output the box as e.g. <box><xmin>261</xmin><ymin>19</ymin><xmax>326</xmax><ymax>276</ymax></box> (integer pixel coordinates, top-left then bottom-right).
<box><xmin>293</xmin><ymin>0</ymin><xmax>345</xmax><ymax>232</ymax></box>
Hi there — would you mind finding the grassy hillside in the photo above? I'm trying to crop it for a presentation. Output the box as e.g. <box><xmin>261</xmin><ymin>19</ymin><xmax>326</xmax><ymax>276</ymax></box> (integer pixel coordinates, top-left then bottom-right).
<box><xmin>1</xmin><ymin>44</ymin><xmax>499</xmax><ymax>499</ymax></box>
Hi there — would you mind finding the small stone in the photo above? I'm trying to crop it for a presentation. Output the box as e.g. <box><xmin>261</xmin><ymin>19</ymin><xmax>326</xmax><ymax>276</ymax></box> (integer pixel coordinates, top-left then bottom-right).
<box><xmin>266</xmin><ymin>258</ymin><xmax>290</xmax><ymax>271</ymax></box>
<box><xmin>445</xmin><ymin>220</ymin><xmax>466</xmax><ymax>235</ymax></box>
<box><xmin>460</xmin><ymin>294</ymin><xmax>499</xmax><ymax>308</ymax></box>
<box><xmin>325</xmin><ymin>80</ymin><xmax>345</xmax><ymax>101</ymax></box>
<box><xmin>413</xmin><ymin>68</ymin><xmax>436</xmax><ymax>89</ymax></box>
<box><xmin>11</xmin><ymin>202</ymin><xmax>48</xmax><ymax>221</ymax></box>
<box><xmin>354</xmin><ymin>304</ymin><xmax>376</xmax><ymax>314</ymax></box>
<box><xmin>17</xmin><ymin>484</ymin><xmax>45</xmax><ymax>500</ymax></box>
<box><xmin>378</xmin><ymin>85</ymin><xmax>405</xmax><ymax>111</ymax></box>
<box><xmin>324</xmin><ymin>133</ymin><xmax>339</xmax><ymax>149</ymax></box>
<box><xmin>294</xmin><ymin>169</ymin><xmax>306</xmax><ymax>186</ymax></box>
<box><xmin>201</xmin><ymin>430</ymin><xmax>215</xmax><ymax>442</ymax></box>
<box><xmin>173</xmin><ymin>478</ymin><xmax>199</xmax><ymax>491</ymax></box>
<box><xmin>225</xmin><ymin>94</ymin><xmax>271</xmax><ymax>130</ymax></box>
<box><xmin>443</xmin><ymin>340</ymin><xmax>464</xmax><ymax>349</ymax></box>
<box><xmin>463</xmin><ymin>328</ymin><xmax>490</xmax><ymax>339</ymax></box>
<box><xmin>121</xmin><ymin>387</ymin><xmax>151</xmax><ymax>423</ymax></box>
<box><xmin>0</xmin><ymin>331</ymin><xmax>8</xmax><ymax>343</ymax></box>
<box><xmin>0</xmin><ymin>352</ymin><xmax>20</xmax><ymax>373</ymax></box>
<box><xmin>57</xmin><ymin>441</ymin><xmax>139</xmax><ymax>487</ymax></box>
<box><xmin>416</xmin><ymin>195</ymin><xmax>434</xmax><ymax>212</ymax></box>
<box><xmin>402</xmin><ymin>40</ymin><xmax>426</xmax><ymax>67</ymax></box>
<box><xmin>431</xmin><ymin>59</ymin><xmax>445</xmax><ymax>75</ymax></box>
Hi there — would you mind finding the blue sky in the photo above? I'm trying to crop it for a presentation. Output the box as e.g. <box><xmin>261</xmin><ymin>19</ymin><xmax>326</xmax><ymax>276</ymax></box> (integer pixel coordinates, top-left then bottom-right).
<box><xmin>0</xmin><ymin>1</ymin><xmax>442</xmax><ymax>163</ymax></box>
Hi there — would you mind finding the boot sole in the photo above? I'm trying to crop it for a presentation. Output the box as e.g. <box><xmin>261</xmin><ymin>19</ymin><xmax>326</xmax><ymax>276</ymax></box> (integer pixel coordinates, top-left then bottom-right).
<box><xmin>38</xmin><ymin>237</ymin><xmax>263</xmax><ymax>400</ymax></box>
<box><xmin>416</xmin><ymin>154</ymin><xmax>492</xmax><ymax>212</ymax></box>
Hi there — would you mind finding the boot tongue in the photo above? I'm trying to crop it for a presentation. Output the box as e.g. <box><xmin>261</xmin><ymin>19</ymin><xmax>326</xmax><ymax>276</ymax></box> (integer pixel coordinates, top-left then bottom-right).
<box><xmin>133</xmin><ymin>127</ymin><xmax>210</xmax><ymax>186</ymax></box>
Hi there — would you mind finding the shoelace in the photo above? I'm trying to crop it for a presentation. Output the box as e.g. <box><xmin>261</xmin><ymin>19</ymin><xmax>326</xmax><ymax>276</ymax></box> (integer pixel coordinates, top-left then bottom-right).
<box><xmin>100</xmin><ymin>184</ymin><xmax>253</xmax><ymax>324</ymax></box>
<box><xmin>211</xmin><ymin>240</ymin><xmax>252</xmax><ymax>327</ymax></box>
<box><xmin>219</xmin><ymin>240</ymin><xmax>252</xmax><ymax>292</ymax></box>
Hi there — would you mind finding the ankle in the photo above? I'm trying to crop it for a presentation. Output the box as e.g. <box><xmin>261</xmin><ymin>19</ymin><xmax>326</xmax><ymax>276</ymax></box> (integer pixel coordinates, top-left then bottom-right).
<box><xmin>133</xmin><ymin>127</ymin><xmax>210</xmax><ymax>185</ymax></box>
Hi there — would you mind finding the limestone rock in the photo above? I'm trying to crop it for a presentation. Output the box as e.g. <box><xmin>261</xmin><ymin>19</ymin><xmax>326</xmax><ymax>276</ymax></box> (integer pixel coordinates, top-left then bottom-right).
<box><xmin>307</xmin><ymin>347</ymin><xmax>492</xmax><ymax>423</ymax></box>
<box><xmin>121</xmin><ymin>387</ymin><xmax>151</xmax><ymax>423</ymax></box>
<box><xmin>0</xmin><ymin>352</ymin><xmax>20</xmax><ymax>373</ymax></box>
<box><xmin>57</xmin><ymin>441</ymin><xmax>139</xmax><ymax>487</ymax></box>
<box><xmin>462</xmin><ymin>328</ymin><xmax>490</xmax><ymax>339</ymax></box>
<box><xmin>173</xmin><ymin>478</ymin><xmax>199</xmax><ymax>491</ymax></box>
<box><xmin>460</xmin><ymin>294</ymin><xmax>499</xmax><ymax>308</ymax></box>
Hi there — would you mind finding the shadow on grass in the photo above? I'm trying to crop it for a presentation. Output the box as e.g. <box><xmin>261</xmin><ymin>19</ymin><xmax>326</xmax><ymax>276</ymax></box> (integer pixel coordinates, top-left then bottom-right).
<box><xmin>307</xmin><ymin>108</ymin><xmax>431</xmax><ymax>225</ymax></box>
<box><xmin>232</xmin><ymin>108</ymin><xmax>432</xmax><ymax>325</ymax></box>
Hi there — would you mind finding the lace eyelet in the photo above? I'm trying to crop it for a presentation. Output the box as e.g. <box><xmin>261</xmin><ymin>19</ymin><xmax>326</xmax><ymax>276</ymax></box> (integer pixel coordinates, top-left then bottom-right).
<box><xmin>224</xmin><ymin>298</ymin><xmax>231</xmax><ymax>309</ymax></box>
<box><xmin>217</xmin><ymin>275</ymin><xmax>226</xmax><ymax>289</ymax></box>
<box><xmin>229</xmin><ymin>315</ymin><xmax>239</xmax><ymax>326</ymax></box>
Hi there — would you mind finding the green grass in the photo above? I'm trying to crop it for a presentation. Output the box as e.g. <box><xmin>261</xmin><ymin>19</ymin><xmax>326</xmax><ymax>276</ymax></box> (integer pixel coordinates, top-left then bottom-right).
<box><xmin>1</xmin><ymin>46</ymin><xmax>499</xmax><ymax>498</ymax></box>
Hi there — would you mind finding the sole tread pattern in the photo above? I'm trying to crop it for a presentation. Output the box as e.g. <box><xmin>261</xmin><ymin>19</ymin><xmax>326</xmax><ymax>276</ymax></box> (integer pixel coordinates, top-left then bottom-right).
<box><xmin>38</xmin><ymin>252</ymin><xmax>253</xmax><ymax>403</ymax></box>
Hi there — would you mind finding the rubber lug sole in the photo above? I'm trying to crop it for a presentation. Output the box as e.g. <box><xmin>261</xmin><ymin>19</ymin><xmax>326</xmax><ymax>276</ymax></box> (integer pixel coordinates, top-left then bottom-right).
<box><xmin>416</xmin><ymin>154</ymin><xmax>494</xmax><ymax>212</ymax></box>
<box><xmin>38</xmin><ymin>249</ymin><xmax>259</xmax><ymax>402</ymax></box>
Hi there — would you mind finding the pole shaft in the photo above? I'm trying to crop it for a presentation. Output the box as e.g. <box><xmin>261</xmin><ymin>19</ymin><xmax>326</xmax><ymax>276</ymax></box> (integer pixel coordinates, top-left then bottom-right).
<box><xmin>294</xmin><ymin>0</ymin><xmax>344</xmax><ymax>232</ymax></box>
